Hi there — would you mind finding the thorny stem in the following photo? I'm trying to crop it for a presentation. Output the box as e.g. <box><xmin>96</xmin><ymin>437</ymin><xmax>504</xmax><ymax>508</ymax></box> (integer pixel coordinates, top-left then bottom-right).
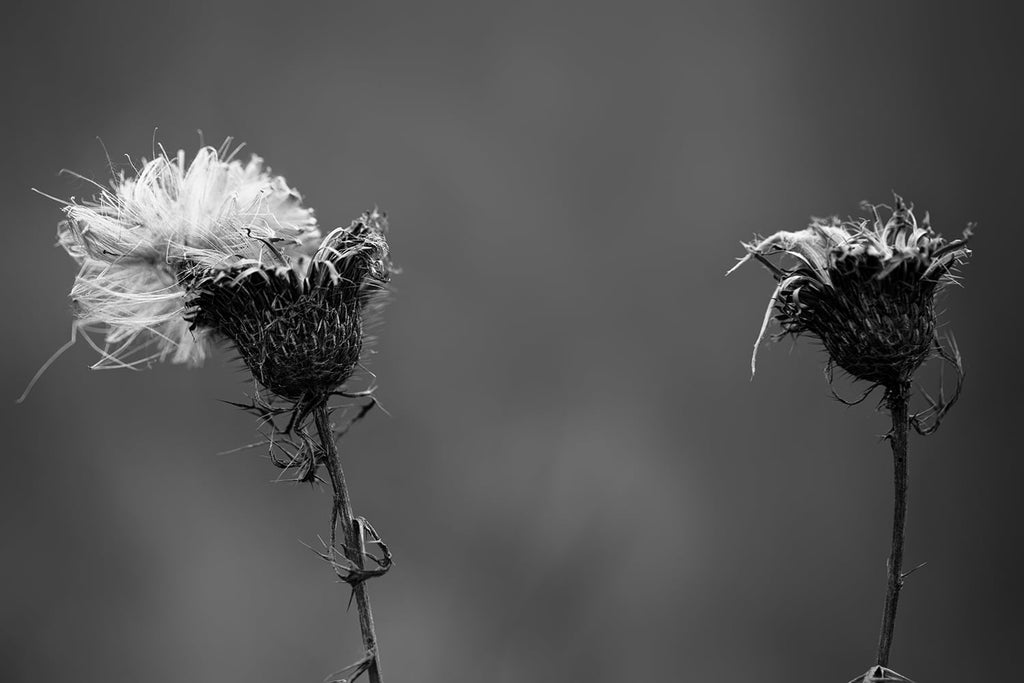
<box><xmin>314</xmin><ymin>404</ymin><xmax>383</xmax><ymax>683</ymax></box>
<box><xmin>876</xmin><ymin>381</ymin><xmax>910</xmax><ymax>668</ymax></box>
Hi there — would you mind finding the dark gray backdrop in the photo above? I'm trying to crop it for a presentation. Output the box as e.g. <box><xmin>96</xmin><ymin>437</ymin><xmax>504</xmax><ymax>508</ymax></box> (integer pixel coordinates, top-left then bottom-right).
<box><xmin>3</xmin><ymin>2</ymin><xmax>1021</xmax><ymax>681</ymax></box>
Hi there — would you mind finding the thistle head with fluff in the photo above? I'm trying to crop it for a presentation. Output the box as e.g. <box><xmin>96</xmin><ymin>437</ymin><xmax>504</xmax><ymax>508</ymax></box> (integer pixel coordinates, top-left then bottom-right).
<box><xmin>54</xmin><ymin>144</ymin><xmax>392</xmax><ymax>417</ymax></box>
<box><xmin>729</xmin><ymin>196</ymin><xmax>971</xmax><ymax>395</ymax></box>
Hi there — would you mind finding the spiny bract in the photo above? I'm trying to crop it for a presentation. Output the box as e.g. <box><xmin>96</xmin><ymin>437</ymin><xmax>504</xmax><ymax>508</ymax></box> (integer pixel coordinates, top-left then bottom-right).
<box><xmin>187</xmin><ymin>210</ymin><xmax>392</xmax><ymax>417</ymax></box>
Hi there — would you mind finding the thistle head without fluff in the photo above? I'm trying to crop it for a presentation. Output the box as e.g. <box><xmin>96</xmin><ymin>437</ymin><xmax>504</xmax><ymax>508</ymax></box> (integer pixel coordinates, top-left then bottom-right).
<box><xmin>186</xmin><ymin>209</ymin><xmax>392</xmax><ymax>413</ymax></box>
<box><xmin>730</xmin><ymin>196</ymin><xmax>971</xmax><ymax>389</ymax></box>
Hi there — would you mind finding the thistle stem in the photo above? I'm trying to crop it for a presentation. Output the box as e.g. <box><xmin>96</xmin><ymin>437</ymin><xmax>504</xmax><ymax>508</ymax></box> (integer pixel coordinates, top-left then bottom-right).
<box><xmin>876</xmin><ymin>381</ymin><xmax>911</xmax><ymax>667</ymax></box>
<box><xmin>314</xmin><ymin>404</ymin><xmax>383</xmax><ymax>683</ymax></box>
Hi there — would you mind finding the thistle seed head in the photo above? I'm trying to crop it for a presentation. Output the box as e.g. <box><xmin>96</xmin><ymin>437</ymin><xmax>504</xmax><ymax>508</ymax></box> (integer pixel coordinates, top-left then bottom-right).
<box><xmin>730</xmin><ymin>196</ymin><xmax>971</xmax><ymax>388</ymax></box>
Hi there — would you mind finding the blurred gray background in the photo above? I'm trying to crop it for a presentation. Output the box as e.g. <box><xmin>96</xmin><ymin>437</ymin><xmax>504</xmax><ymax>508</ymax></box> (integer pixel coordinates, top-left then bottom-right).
<box><xmin>3</xmin><ymin>1</ymin><xmax>1021</xmax><ymax>681</ymax></box>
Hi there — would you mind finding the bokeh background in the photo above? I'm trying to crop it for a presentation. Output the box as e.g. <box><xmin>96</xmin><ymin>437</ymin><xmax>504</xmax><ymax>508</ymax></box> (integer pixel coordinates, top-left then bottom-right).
<box><xmin>3</xmin><ymin>2</ymin><xmax>1022</xmax><ymax>681</ymax></box>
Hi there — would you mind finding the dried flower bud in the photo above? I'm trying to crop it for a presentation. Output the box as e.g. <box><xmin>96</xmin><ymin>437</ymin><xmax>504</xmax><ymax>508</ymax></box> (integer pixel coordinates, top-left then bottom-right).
<box><xmin>729</xmin><ymin>196</ymin><xmax>971</xmax><ymax>388</ymax></box>
<box><xmin>187</xmin><ymin>211</ymin><xmax>392</xmax><ymax>413</ymax></box>
<box><xmin>56</xmin><ymin>144</ymin><xmax>319</xmax><ymax>367</ymax></box>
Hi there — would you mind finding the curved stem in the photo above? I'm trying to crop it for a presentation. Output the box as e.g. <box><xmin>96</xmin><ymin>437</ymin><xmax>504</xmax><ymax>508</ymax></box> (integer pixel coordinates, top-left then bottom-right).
<box><xmin>876</xmin><ymin>382</ymin><xmax>910</xmax><ymax>667</ymax></box>
<box><xmin>314</xmin><ymin>404</ymin><xmax>383</xmax><ymax>683</ymax></box>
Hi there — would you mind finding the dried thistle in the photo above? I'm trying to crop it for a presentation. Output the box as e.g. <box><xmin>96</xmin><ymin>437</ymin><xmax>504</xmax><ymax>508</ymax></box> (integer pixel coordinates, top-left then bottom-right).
<box><xmin>731</xmin><ymin>196</ymin><xmax>972</xmax><ymax>677</ymax></box>
<box><xmin>729</xmin><ymin>195</ymin><xmax>971</xmax><ymax>389</ymax></box>
<box><xmin>41</xmin><ymin>143</ymin><xmax>394</xmax><ymax>682</ymax></box>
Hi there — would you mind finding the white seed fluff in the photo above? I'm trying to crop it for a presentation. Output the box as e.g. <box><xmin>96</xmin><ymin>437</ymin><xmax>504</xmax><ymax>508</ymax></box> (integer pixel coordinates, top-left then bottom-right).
<box><xmin>57</xmin><ymin>145</ymin><xmax>320</xmax><ymax>368</ymax></box>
